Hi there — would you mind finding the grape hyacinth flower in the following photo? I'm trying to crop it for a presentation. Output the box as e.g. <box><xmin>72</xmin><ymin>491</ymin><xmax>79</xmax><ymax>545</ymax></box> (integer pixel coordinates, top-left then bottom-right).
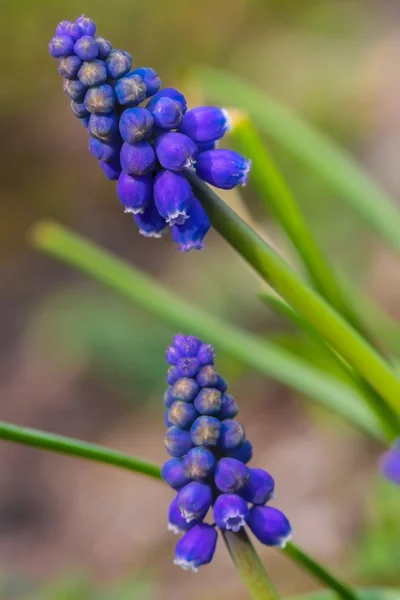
<box><xmin>49</xmin><ymin>14</ymin><xmax>251</xmax><ymax>251</ymax></box>
<box><xmin>162</xmin><ymin>335</ymin><xmax>292</xmax><ymax>571</ymax></box>
<box><xmin>380</xmin><ymin>439</ymin><xmax>400</xmax><ymax>486</ymax></box>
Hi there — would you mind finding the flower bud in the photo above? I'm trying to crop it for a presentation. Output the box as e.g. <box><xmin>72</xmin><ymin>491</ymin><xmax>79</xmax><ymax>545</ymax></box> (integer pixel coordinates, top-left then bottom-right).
<box><xmin>168</xmin><ymin>401</ymin><xmax>198</xmax><ymax>430</ymax></box>
<box><xmin>197</xmin><ymin>365</ymin><xmax>219</xmax><ymax>388</ymax></box>
<box><xmin>240</xmin><ymin>468</ymin><xmax>275</xmax><ymax>505</ymax></box>
<box><xmin>56</xmin><ymin>20</ymin><xmax>82</xmax><ymax>41</ymax></box>
<box><xmin>215</xmin><ymin>375</ymin><xmax>228</xmax><ymax>393</ymax></box>
<box><xmin>380</xmin><ymin>440</ymin><xmax>400</xmax><ymax>486</ymax></box>
<box><xmin>117</xmin><ymin>172</ymin><xmax>152</xmax><ymax>214</ymax></box>
<box><xmin>171</xmin><ymin>197</ymin><xmax>210</xmax><ymax>252</ymax></box>
<box><xmin>74</xmin><ymin>36</ymin><xmax>98</xmax><ymax>61</ymax></box>
<box><xmin>120</xmin><ymin>141</ymin><xmax>155</xmax><ymax>175</ymax></box>
<box><xmin>162</xmin><ymin>458</ymin><xmax>192</xmax><ymax>490</ymax></box>
<box><xmin>155</xmin><ymin>132</ymin><xmax>197</xmax><ymax>171</ymax></box>
<box><xmin>119</xmin><ymin>107</ymin><xmax>154</xmax><ymax>144</ymax></box>
<box><xmin>177</xmin><ymin>481</ymin><xmax>212</xmax><ymax>522</ymax></box>
<box><xmin>214</xmin><ymin>457</ymin><xmax>249</xmax><ymax>493</ymax></box>
<box><xmin>217</xmin><ymin>394</ymin><xmax>239</xmax><ymax>420</ymax></box>
<box><xmin>247</xmin><ymin>506</ymin><xmax>292</xmax><ymax>548</ymax></box>
<box><xmin>190</xmin><ymin>416</ymin><xmax>220</xmax><ymax>447</ymax></box>
<box><xmin>150</xmin><ymin>97</ymin><xmax>183</xmax><ymax>130</ymax></box>
<box><xmin>49</xmin><ymin>35</ymin><xmax>74</xmax><ymax>58</ymax></box>
<box><xmin>154</xmin><ymin>170</ymin><xmax>193</xmax><ymax>225</ymax></box>
<box><xmin>78</xmin><ymin>59</ymin><xmax>107</xmax><ymax>87</ymax></box>
<box><xmin>95</xmin><ymin>36</ymin><xmax>112</xmax><ymax>59</ymax></box>
<box><xmin>163</xmin><ymin>386</ymin><xmax>175</xmax><ymax>408</ymax></box>
<box><xmin>131</xmin><ymin>67</ymin><xmax>161</xmax><ymax>97</ymax></box>
<box><xmin>168</xmin><ymin>497</ymin><xmax>200</xmax><ymax>535</ymax></box>
<box><xmin>75</xmin><ymin>14</ymin><xmax>97</xmax><ymax>37</ymax></box>
<box><xmin>173</xmin><ymin>334</ymin><xmax>201</xmax><ymax>357</ymax></box>
<box><xmin>166</xmin><ymin>345</ymin><xmax>181</xmax><ymax>365</ymax></box>
<box><xmin>134</xmin><ymin>202</ymin><xmax>168</xmax><ymax>238</ymax></box>
<box><xmin>57</xmin><ymin>55</ymin><xmax>83</xmax><ymax>78</ymax></box>
<box><xmin>88</xmin><ymin>112</ymin><xmax>119</xmax><ymax>143</ymax></box>
<box><xmin>84</xmin><ymin>84</ymin><xmax>115</xmax><ymax>114</ymax></box>
<box><xmin>174</xmin><ymin>523</ymin><xmax>218</xmax><ymax>571</ymax></box>
<box><xmin>197</xmin><ymin>140</ymin><xmax>216</xmax><ymax>153</ymax></box>
<box><xmin>194</xmin><ymin>388</ymin><xmax>222</xmax><ymax>416</ymax></box>
<box><xmin>147</xmin><ymin>87</ymin><xmax>187</xmax><ymax>113</ymax></box>
<box><xmin>114</xmin><ymin>74</ymin><xmax>147</xmax><ymax>107</ymax></box>
<box><xmin>218</xmin><ymin>419</ymin><xmax>245</xmax><ymax>451</ymax></box>
<box><xmin>196</xmin><ymin>149</ymin><xmax>251</xmax><ymax>190</ymax></box>
<box><xmin>225</xmin><ymin>440</ymin><xmax>253</xmax><ymax>464</ymax></box>
<box><xmin>179</xmin><ymin>106</ymin><xmax>230</xmax><ymax>142</ymax></box>
<box><xmin>89</xmin><ymin>137</ymin><xmax>121</xmax><ymax>162</ymax></box>
<box><xmin>71</xmin><ymin>100</ymin><xmax>90</xmax><ymax>119</ymax></box>
<box><xmin>213</xmin><ymin>494</ymin><xmax>249</xmax><ymax>532</ymax></box>
<box><xmin>172</xmin><ymin>377</ymin><xmax>200</xmax><ymax>403</ymax></box>
<box><xmin>184</xmin><ymin>447</ymin><xmax>215</xmax><ymax>481</ymax></box>
<box><xmin>99</xmin><ymin>158</ymin><xmax>121</xmax><ymax>180</ymax></box>
<box><xmin>176</xmin><ymin>356</ymin><xmax>201</xmax><ymax>378</ymax></box>
<box><xmin>63</xmin><ymin>78</ymin><xmax>87</xmax><ymax>102</ymax></box>
<box><xmin>166</xmin><ymin>366</ymin><xmax>180</xmax><ymax>385</ymax></box>
<box><xmin>197</xmin><ymin>343</ymin><xmax>215</xmax><ymax>366</ymax></box>
<box><xmin>165</xmin><ymin>426</ymin><xmax>193</xmax><ymax>457</ymax></box>
<box><xmin>105</xmin><ymin>49</ymin><xmax>132</xmax><ymax>79</ymax></box>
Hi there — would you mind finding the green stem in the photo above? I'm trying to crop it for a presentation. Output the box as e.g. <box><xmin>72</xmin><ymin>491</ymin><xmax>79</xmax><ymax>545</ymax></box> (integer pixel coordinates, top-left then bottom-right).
<box><xmin>282</xmin><ymin>543</ymin><xmax>361</xmax><ymax>600</ymax></box>
<box><xmin>223</xmin><ymin>529</ymin><xmax>280</xmax><ymax>600</ymax></box>
<box><xmin>229</xmin><ymin>117</ymin><xmax>377</xmax><ymax>349</ymax></box>
<box><xmin>0</xmin><ymin>421</ymin><xmax>162</xmax><ymax>480</ymax></box>
<box><xmin>187</xmin><ymin>172</ymin><xmax>400</xmax><ymax>425</ymax></box>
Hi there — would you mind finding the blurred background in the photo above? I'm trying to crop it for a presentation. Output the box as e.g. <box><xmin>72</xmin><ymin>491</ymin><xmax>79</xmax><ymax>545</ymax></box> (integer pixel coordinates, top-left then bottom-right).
<box><xmin>1</xmin><ymin>0</ymin><xmax>400</xmax><ymax>598</ymax></box>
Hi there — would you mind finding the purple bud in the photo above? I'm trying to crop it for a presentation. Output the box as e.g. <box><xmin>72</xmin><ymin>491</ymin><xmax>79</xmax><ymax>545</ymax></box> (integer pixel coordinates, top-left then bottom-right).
<box><xmin>166</xmin><ymin>366</ymin><xmax>181</xmax><ymax>385</ymax></box>
<box><xmin>247</xmin><ymin>506</ymin><xmax>292</xmax><ymax>548</ymax></box>
<box><xmin>119</xmin><ymin>108</ymin><xmax>154</xmax><ymax>144</ymax></box>
<box><xmin>95</xmin><ymin>36</ymin><xmax>112</xmax><ymax>59</ymax></box>
<box><xmin>176</xmin><ymin>356</ymin><xmax>201</xmax><ymax>378</ymax></box>
<box><xmin>174</xmin><ymin>523</ymin><xmax>218</xmax><ymax>571</ymax></box>
<box><xmin>56</xmin><ymin>20</ymin><xmax>82</xmax><ymax>42</ymax></box>
<box><xmin>78</xmin><ymin>59</ymin><xmax>107</xmax><ymax>87</ymax></box>
<box><xmin>74</xmin><ymin>35</ymin><xmax>98</xmax><ymax>60</ymax></box>
<box><xmin>172</xmin><ymin>378</ymin><xmax>200</xmax><ymax>403</ymax></box>
<box><xmin>213</xmin><ymin>494</ymin><xmax>249</xmax><ymax>532</ymax></box>
<box><xmin>163</xmin><ymin>386</ymin><xmax>175</xmax><ymax>408</ymax></box>
<box><xmin>179</xmin><ymin>106</ymin><xmax>230</xmax><ymax>143</ymax></box>
<box><xmin>154</xmin><ymin>170</ymin><xmax>193</xmax><ymax>225</ymax></box>
<box><xmin>147</xmin><ymin>87</ymin><xmax>187</xmax><ymax>113</ymax></box>
<box><xmin>165</xmin><ymin>426</ymin><xmax>193</xmax><ymax>457</ymax></box>
<box><xmin>120</xmin><ymin>141</ymin><xmax>156</xmax><ymax>175</ymax></box>
<box><xmin>150</xmin><ymin>97</ymin><xmax>183</xmax><ymax>130</ymax></box>
<box><xmin>177</xmin><ymin>481</ymin><xmax>212</xmax><ymax>522</ymax></box>
<box><xmin>218</xmin><ymin>394</ymin><xmax>239</xmax><ymax>420</ymax></box>
<box><xmin>71</xmin><ymin>100</ymin><xmax>90</xmax><ymax>119</ymax></box>
<box><xmin>225</xmin><ymin>440</ymin><xmax>253</xmax><ymax>464</ymax></box>
<box><xmin>114</xmin><ymin>74</ymin><xmax>147</xmax><ymax>107</ymax></box>
<box><xmin>240</xmin><ymin>468</ymin><xmax>275</xmax><ymax>505</ymax></box>
<box><xmin>84</xmin><ymin>84</ymin><xmax>115</xmax><ymax>114</ymax></box>
<box><xmin>380</xmin><ymin>440</ymin><xmax>400</xmax><ymax>486</ymax></box>
<box><xmin>117</xmin><ymin>172</ymin><xmax>153</xmax><ymax>214</ymax></box>
<box><xmin>171</xmin><ymin>196</ymin><xmax>211</xmax><ymax>252</ymax></box>
<box><xmin>162</xmin><ymin>458</ymin><xmax>192</xmax><ymax>490</ymax></box>
<box><xmin>183</xmin><ymin>447</ymin><xmax>215</xmax><ymax>481</ymax></box>
<box><xmin>197</xmin><ymin>365</ymin><xmax>219</xmax><ymax>388</ymax></box>
<box><xmin>99</xmin><ymin>158</ymin><xmax>122</xmax><ymax>180</ymax></box>
<box><xmin>89</xmin><ymin>137</ymin><xmax>121</xmax><ymax>162</ymax></box>
<box><xmin>168</xmin><ymin>497</ymin><xmax>200</xmax><ymax>535</ymax></box>
<box><xmin>168</xmin><ymin>401</ymin><xmax>198</xmax><ymax>430</ymax></box>
<box><xmin>196</xmin><ymin>149</ymin><xmax>251</xmax><ymax>190</ymax></box>
<box><xmin>49</xmin><ymin>35</ymin><xmax>74</xmax><ymax>58</ymax></box>
<box><xmin>173</xmin><ymin>334</ymin><xmax>201</xmax><ymax>357</ymax></box>
<box><xmin>155</xmin><ymin>132</ymin><xmax>197</xmax><ymax>171</ymax></box>
<box><xmin>190</xmin><ymin>416</ymin><xmax>220</xmax><ymax>447</ymax></box>
<box><xmin>197</xmin><ymin>140</ymin><xmax>217</xmax><ymax>153</ymax></box>
<box><xmin>214</xmin><ymin>457</ymin><xmax>249</xmax><ymax>493</ymax></box>
<box><xmin>105</xmin><ymin>49</ymin><xmax>132</xmax><ymax>79</ymax></box>
<box><xmin>88</xmin><ymin>112</ymin><xmax>119</xmax><ymax>143</ymax></box>
<box><xmin>63</xmin><ymin>78</ymin><xmax>87</xmax><ymax>102</ymax></box>
<box><xmin>131</xmin><ymin>67</ymin><xmax>161</xmax><ymax>97</ymax></box>
<box><xmin>218</xmin><ymin>419</ymin><xmax>245</xmax><ymax>451</ymax></box>
<box><xmin>215</xmin><ymin>375</ymin><xmax>228</xmax><ymax>393</ymax></box>
<box><xmin>134</xmin><ymin>202</ymin><xmax>168</xmax><ymax>238</ymax></box>
<box><xmin>166</xmin><ymin>345</ymin><xmax>181</xmax><ymax>365</ymax></box>
<box><xmin>194</xmin><ymin>388</ymin><xmax>222</xmax><ymax>416</ymax></box>
<box><xmin>57</xmin><ymin>55</ymin><xmax>82</xmax><ymax>78</ymax></box>
<box><xmin>164</xmin><ymin>410</ymin><xmax>173</xmax><ymax>427</ymax></box>
<box><xmin>75</xmin><ymin>15</ymin><xmax>97</xmax><ymax>37</ymax></box>
<box><xmin>81</xmin><ymin>116</ymin><xmax>90</xmax><ymax>128</ymax></box>
<box><xmin>197</xmin><ymin>343</ymin><xmax>216</xmax><ymax>366</ymax></box>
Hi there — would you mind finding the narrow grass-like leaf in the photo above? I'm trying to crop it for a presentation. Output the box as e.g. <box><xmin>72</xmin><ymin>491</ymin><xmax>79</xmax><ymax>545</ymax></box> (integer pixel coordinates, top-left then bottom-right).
<box><xmin>287</xmin><ymin>589</ymin><xmax>400</xmax><ymax>600</ymax></box>
<box><xmin>196</xmin><ymin>67</ymin><xmax>400</xmax><ymax>254</ymax></box>
<box><xmin>30</xmin><ymin>221</ymin><xmax>386</xmax><ymax>440</ymax></box>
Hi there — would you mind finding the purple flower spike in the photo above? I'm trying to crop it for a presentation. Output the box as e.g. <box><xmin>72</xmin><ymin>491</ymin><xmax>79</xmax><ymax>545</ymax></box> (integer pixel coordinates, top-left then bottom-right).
<box><xmin>184</xmin><ymin>447</ymin><xmax>216</xmax><ymax>481</ymax></box>
<box><xmin>168</xmin><ymin>400</ymin><xmax>198</xmax><ymax>430</ymax></box>
<box><xmin>172</xmin><ymin>378</ymin><xmax>200</xmax><ymax>403</ymax></box>
<box><xmin>89</xmin><ymin>137</ymin><xmax>121</xmax><ymax>162</ymax></box>
<box><xmin>380</xmin><ymin>440</ymin><xmax>400</xmax><ymax>486</ymax></box>
<box><xmin>197</xmin><ymin>343</ymin><xmax>216</xmax><ymax>366</ymax></box>
<box><xmin>150</xmin><ymin>97</ymin><xmax>183</xmax><ymax>130</ymax></box>
<box><xmin>84</xmin><ymin>84</ymin><xmax>115</xmax><ymax>114</ymax></box>
<box><xmin>154</xmin><ymin>170</ymin><xmax>193</xmax><ymax>225</ymax></box>
<box><xmin>213</xmin><ymin>494</ymin><xmax>249</xmax><ymax>532</ymax></box>
<box><xmin>75</xmin><ymin>14</ymin><xmax>97</xmax><ymax>37</ymax></box>
<box><xmin>240</xmin><ymin>468</ymin><xmax>275</xmax><ymax>505</ymax></box>
<box><xmin>117</xmin><ymin>172</ymin><xmax>153</xmax><ymax>214</ymax></box>
<box><xmin>176</xmin><ymin>356</ymin><xmax>201</xmax><ymax>378</ymax></box>
<box><xmin>57</xmin><ymin>55</ymin><xmax>82</xmax><ymax>78</ymax></box>
<box><xmin>132</xmin><ymin>67</ymin><xmax>161</xmax><ymax>97</ymax></box>
<box><xmin>162</xmin><ymin>458</ymin><xmax>192</xmax><ymax>490</ymax></box>
<box><xmin>114</xmin><ymin>74</ymin><xmax>147</xmax><ymax>107</ymax></box>
<box><xmin>196</xmin><ymin>149</ymin><xmax>251</xmax><ymax>190</ymax></box>
<box><xmin>74</xmin><ymin>36</ymin><xmax>99</xmax><ymax>61</ymax></box>
<box><xmin>100</xmin><ymin>158</ymin><xmax>121</xmax><ymax>180</ymax></box>
<box><xmin>120</xmin><ymin>141</ymin><xmax>156</xmax><ymax>175</ymax></box>
<box><xmin>134</xmin><ymin>202</ymin><xmax>168</xmax><ymax>238</ymax></box>
<box><xmin>78</xmin><ymin>59</ymin><xmax>107</xmax><ymax>87</ymax></box>
<box><xmin>177</xmin><ymin>481</ymin><xmax>212</xmax><ymax>522</ymax></box>
<box><xmin>171</xmin><ymin>197</ymin><xmax>211</xmax><ymax>252</ymax></box>
<box><xmin>168</xmin><ymin>497</ymin><xmax>200</xmax><ymax>535</ymax></box>
<box><xmin>49</xmin><ymin>35</ymin><xmax>75</xmax><ymax>58</ymax></box>
<box><xmin>190</xmin><ymin>416</ymin><xmax>221</xmax><ymax>447</ymax></box>
<box><xmin>218</xmin><ymin>419</ymin><xmax>245</xmax><ymax>451</ymax></box>
<box><xmin>197</xmin><ymin>366</ymin><xmax>219</xmax><ymax>388</ymax></box>
<box><xmin>164</xmin><ymin>426</ymin><xmax>193</xmax><ymax>457</ymax></box>
<box><xmin>95</xmin><ymin>36</ymin><xmax>112</xmax><ymax>59</ymax></box>
<box><xmin>119</xmin><ymin>107</ymin><xmax>154</xmax><ymax>144</ymax></box>
<box><xmin>174</xmin><ymin>523</ymin><xmax>218</xmax><ymax>572</ymax></box>
<box><xmin>56</xmin><ymin>20</ymin><xmax>82</xmax><ymax>42</ymax></box>
<box><xmin>63</xmin><ymin>78</ymin><xmax>87</xmax><ymax>102</ymax></box>
<box><xmin>247</xmin><ymin>506</ymin><xmax>292</xmax><ymax>548</ymax></box>
<box><xmin>218</xmin><ymin>394</ymin><xmax>239</xmax><ymax>420</ymax></box>
<box><xmin>88</xmin><ymin>112</ymin><xmax>119</xmax><ymax>143</ymax></box>
<box><xmin>174</xmin><ymin>334</ymin><xmax>201</xmax><ymax>357</ymax></box>
<box><xmin>105</xmin><ymin>49</ymin><xmax>132</xmax><ymax>79</ymax></box>
<box><xmin>214</xmin><ymin>457</ymin><xmax>249</xmax><ymax>493</ymax></box>
<box><xmin>179</xmin><ymin>106</ymin><xmax>230</xmax><ymax>143</ymax></box>
<box><xmin>155</xmin><ymin>132</ymin><xmax>197</xmax><ymax>171</ymax></box>
<box><xmin>194</xmin><ymin>388</ymin><xmax>222</xmax><ymax>416</ymax></box>
<box><xmin>147</xmin><ymin>87</ymin><xmax>187</xmax><ymax>113</ymax></box>
<box><xmin>225</xmin><ymin>440</ymin><xmax>253</xmax><ymax>464</ymax></box>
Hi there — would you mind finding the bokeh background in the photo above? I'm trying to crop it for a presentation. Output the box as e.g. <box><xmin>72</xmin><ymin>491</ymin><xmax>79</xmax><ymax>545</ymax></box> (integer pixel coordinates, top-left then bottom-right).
<box><xmin>1</xmin><ymin>0</ymin><xmax>400</xmax><ymax>598</ymax></box>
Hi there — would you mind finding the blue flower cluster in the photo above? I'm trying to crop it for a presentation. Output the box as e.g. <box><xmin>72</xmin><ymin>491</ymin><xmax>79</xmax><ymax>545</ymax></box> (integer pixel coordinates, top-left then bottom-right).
<box><xmin>380</xmin><ymin>439</ymin><xmax>400</xmax><ymax>486</ymax></box>
<box><xmin>162</xmin><ymin>335</ymin><xmax>292</xmax><ymax>572</ymax></box>
<box><xmin>48</xmin><ymin>15</ymin><xmax>251</xmax><ymax>251</ymax></box>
